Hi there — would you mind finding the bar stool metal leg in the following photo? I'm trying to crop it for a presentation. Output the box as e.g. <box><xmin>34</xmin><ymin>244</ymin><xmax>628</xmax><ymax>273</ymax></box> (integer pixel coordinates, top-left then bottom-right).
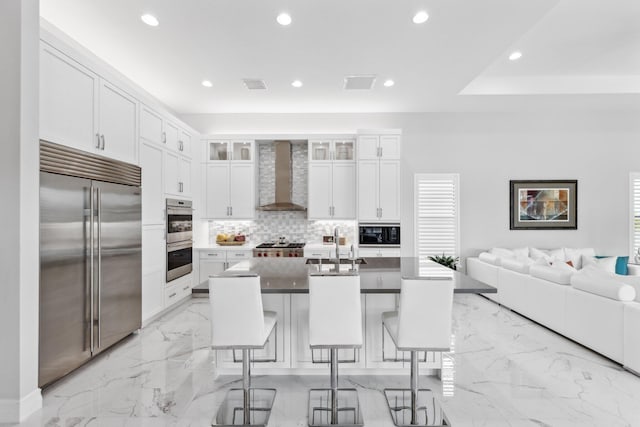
<box><xmin>213</xmin><ymin>349</ymin><xmax>276</xmax><ymax>426</ymax></box>
<box><xmin>308</xmin><ymin>349</ymin><xmax>363</xmax><ymax>426</ymax></box>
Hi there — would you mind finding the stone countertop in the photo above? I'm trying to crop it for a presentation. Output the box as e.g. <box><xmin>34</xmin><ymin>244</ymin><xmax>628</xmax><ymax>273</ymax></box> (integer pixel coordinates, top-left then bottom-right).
<box><xmin>192</xmin><ymin>257</ymin><xmax>497</xmax><ymax>294</ymax></box>
<box><xmin>194</xmin><ymin>243</ymin><xmax>257</xmax><ymax>251</ymax></box>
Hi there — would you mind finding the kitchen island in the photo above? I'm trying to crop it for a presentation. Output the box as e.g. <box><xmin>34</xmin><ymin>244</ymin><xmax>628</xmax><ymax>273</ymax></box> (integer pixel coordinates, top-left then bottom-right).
<box><xmin>194</xmin><ymin>257</ymin><xmax>495</xmax><ymax>375</ymax></box>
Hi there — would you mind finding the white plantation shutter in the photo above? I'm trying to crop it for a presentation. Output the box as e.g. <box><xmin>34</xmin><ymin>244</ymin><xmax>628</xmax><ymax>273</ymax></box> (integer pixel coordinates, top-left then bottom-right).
<box><xmin>414</xmin><ymin>174</ymin><xmax>460</xmax><ymax>259</ymax></box>
<box><xmin>630</xmin><ymin>173</ymin><xmax>640</xmax><ymax>257</ymax></box>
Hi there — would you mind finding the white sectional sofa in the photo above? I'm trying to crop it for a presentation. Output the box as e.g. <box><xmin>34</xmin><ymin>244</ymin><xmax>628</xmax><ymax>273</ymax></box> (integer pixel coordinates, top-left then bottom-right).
<box><xmin>467</xmin><ymin>248</ymin><xmax>640</xmax><ymax>374</ymax></box>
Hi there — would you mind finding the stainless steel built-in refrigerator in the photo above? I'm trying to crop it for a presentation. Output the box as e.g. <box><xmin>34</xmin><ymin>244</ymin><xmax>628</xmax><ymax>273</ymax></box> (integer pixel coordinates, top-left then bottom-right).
<box><xmin>39</xmin><ymin>141</ymin><xmax>142</xmax><ymax>387</ymax></box>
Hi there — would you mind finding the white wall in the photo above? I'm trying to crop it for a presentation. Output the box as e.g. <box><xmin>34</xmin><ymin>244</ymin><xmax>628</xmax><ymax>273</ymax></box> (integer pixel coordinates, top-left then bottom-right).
<box><xmin>182</xmin><ymin>111</ymin><xmax>640</xmax><ymax>260</ymax></box>
<box><xmin>0</xmin><ymin>0</ymin><xmax>41</xmax><ymax>422</ymax></box>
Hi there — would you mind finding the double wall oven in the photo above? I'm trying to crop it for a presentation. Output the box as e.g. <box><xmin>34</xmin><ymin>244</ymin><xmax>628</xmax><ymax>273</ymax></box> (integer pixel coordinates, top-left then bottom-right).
<box><xmin>166</xmin><ymin>198</ymin><xmax>193</xmax><ymax>282</ymax></box>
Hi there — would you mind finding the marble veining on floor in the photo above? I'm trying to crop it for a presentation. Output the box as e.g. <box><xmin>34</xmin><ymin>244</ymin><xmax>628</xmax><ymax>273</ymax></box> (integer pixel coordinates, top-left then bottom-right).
<box><xmin>10</xmin><ymin>295</ymin><xmax>640</xmax><ymax>427</ymax></box>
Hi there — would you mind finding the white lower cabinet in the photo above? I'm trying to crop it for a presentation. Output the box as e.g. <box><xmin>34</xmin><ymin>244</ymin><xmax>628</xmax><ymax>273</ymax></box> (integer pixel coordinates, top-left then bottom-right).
<box><xmin>142</xmin><ymin>226</ymin><xmax>165</xmax><ymax>321</ymax></box>
<box><xmin>216</xmin><ymin>294</ymin><xmax>290</xmax><ymax>369</ymax></box>
<box><xmin>198</xmin><ymin>249</ymin><xmax>253</xmax><ymax>286</ymax></box>
<box><xmin>165</xmin><ymin>274</ymin><xmax>192</xmax><ymax>308</ymax></box>
<box><xmin>358</xmin><ymin>247</ymin><xmax>401</xmax><ymax>257</ymax></box>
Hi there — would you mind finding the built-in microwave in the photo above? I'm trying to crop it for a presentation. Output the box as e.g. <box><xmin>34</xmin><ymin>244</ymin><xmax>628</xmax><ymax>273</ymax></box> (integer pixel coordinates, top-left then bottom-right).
<box><xmin>358</xmin><ymin>224</ymin><xmax>401</xmax><ymax>247</ymax></box>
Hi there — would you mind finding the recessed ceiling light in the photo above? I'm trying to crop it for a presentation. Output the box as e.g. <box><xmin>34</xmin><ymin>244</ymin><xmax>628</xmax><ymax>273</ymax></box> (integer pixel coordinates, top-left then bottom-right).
<box><xmin>141</xmin><ymin>14</ymin><xmax>159</xmax><ymax>27</ymax></box>
<box><xmin>509</xmin><ymin>51</ymin><xmax>523</xmax><ymax>61</ymax></box>
<box><xmin>413</xmin><ymin>11</ymin><xmax>429</xmax><ymax>24</ymax></box>
<box><xmin>277</xmin><ymin>13</ymin><xmax>292</xmax><ymax>26</ymax></box>
<box><xmin>383</xmin><ymin>79</ymin><xmax>395</xmax><ymax>87</ymax></box>
<box><xmin>291</xmin><ymin>80</ymin><xmax>303</xmax><ymax>88</ymax></box>
<box><xmin>201</xmin><ymin>80</ymin><xmax>213</xmax><ymax>88</ymax></box>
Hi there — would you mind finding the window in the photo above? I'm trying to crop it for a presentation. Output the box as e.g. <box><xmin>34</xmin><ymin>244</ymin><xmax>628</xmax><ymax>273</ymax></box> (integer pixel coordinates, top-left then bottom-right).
<box><xmin>414</xmin><ymin>173</ymin><xmax>460</xmax><ymax>259</ymax></box>
<box><xmin>630</xmin><ymin>173</ymin><xmax>640</xmax><ymax>257</ymax></box>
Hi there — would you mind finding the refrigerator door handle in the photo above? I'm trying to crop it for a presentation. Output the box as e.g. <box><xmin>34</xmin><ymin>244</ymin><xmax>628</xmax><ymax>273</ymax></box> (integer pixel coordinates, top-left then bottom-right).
<box><xmin>97</xmin><ymin>187</ymin><xmax>102</xmax><ymax>349</ymax></box>
<box><xmin>89</xmin><ymin>185</ymin><xmax>95</xmax><ymax>354</ymax></box>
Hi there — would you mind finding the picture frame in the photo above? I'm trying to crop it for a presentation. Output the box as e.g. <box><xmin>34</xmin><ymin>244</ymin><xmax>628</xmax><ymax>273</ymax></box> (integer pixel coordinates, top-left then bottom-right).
<box><xmin>510</xmin><ymin>180</ymin><xmax>578</xmax><ymax>230</ymax></box>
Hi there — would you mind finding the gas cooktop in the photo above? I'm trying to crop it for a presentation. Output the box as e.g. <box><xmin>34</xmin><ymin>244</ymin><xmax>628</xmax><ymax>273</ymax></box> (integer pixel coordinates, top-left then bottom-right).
<box><xmin>253</xmin><ymin>242</ymin><xmax>306</xmax><ymax>257</ymax></box>
<box><xmin>255</xmin><ymin>242</ymin><xmax>305</xmax><ymax>249</ymax></box>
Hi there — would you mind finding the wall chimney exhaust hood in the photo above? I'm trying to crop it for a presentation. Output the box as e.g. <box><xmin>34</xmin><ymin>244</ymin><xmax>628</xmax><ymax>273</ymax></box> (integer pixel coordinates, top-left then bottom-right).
<box><xmin>258</xmin><ymin>141</ymin><xmax>307</xmax><ymax>212</ymax></box>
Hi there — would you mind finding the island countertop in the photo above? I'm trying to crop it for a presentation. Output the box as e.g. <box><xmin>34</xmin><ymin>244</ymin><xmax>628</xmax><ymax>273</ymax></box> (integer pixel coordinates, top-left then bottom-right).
<box><xmin>192</xmin><ymin>257</ymin><xmax>496</xmax><ymax>294</ymax></box>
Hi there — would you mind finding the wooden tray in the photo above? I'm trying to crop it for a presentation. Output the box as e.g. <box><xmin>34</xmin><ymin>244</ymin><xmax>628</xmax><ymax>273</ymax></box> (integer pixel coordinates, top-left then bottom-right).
<box><xmin>216</xmin><ymin>241</ymin><xmax>246</xmax><ymax>246</ymax></box>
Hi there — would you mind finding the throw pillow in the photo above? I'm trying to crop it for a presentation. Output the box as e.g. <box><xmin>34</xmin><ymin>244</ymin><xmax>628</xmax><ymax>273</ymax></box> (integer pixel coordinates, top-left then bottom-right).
<box><xmin>549</xmin><ymin>248</ymin><xmax>566</xmax><ymax>263</ymax></box>
<box><xmin>530</xmin><ymin>247</ymin><xmax>550</xmax><ymax>261</ymax></box>
<box><xmin>490</xmin><ymin>248</ymin><xmax>516</xmax><ymax>258</ymax></box>
<box><xmin>564</xmin><ymin>248</ymin><xmax>583</xmax><ymax>269</ymax></box>
<box><xmin>512</xmin><ymin>247</ymin><xmax>529</xmax><ymax>258</ymax></box>
<box><xmin>583</xmin><ymin>256</ymin><xmax>617</xmax><ymax>274</ymax></box>
<box><xmin>616</xmin><ymin>256</ymin><xmax>629</xmax><ymax>275</ymax></box>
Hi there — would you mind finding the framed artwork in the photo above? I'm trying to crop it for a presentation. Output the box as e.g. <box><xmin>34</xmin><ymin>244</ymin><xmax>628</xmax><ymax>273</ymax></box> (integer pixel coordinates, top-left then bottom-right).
<box><xmin>510</xmin><ymin>180</ymin><xmax>578</xmax><ymax>230</ymax></box>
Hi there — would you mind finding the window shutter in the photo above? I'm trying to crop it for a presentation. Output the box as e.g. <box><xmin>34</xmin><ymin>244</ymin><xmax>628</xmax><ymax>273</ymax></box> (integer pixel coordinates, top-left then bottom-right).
<box><xmin>414</xmin><ymin>174</ymin><xmax>460</xmax><ymax>259</ymax></box>
<box><xmin>631</xmin><ymin>173</ymin><xmax>640</xmax><ymax>257</ymax></box>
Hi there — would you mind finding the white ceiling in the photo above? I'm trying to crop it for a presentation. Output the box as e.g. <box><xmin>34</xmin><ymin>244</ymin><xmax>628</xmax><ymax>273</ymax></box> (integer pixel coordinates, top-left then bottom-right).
<box><xmin>40</xmin><ymin>0</ymin><xmax>640</xmax><ymax>114</ymax></box>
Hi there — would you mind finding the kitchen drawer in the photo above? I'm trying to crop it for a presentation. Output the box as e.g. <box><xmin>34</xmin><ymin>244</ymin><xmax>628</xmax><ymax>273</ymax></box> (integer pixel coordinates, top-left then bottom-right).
<box><xmin>227</xmin><ymin>250</ymin><xmax>253</xmax><ymax>261</ymax></box>
<box><xmin>165</xmin><ymin>275</ymin><xmax>192</xmax><ymax>307</ymax></box>
<box><xmin>358</xmin><ymin>248</ymin><xmax>401</xmax><ymax>257</ymax></box>
<box><xmin>304</xmin><ymin>247</ymin><xmax>331</xmax><ymax>258</ymax></box>
<box><xmin>200</xmin><ymin>250</ymin><xmax>225</xmax><ymax>260</ymax></box>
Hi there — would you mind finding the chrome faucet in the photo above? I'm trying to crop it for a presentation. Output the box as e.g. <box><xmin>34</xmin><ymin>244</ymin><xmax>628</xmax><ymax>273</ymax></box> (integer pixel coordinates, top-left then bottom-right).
<box><xmin>334</xmin><ymin>226</ymin><xmax>340</xmax><ymax>271</ymax></box>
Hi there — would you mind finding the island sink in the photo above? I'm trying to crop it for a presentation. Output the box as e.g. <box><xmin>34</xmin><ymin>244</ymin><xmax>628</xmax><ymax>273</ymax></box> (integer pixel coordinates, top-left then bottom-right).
<box><xmin>305</xmin><ymin>257</ymin><xmax>368</xmax><ymax>265</ymax></box>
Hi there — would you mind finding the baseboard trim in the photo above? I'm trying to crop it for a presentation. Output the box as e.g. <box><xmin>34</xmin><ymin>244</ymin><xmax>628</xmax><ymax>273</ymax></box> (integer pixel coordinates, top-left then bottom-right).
<box><xmin>0</xmin><ymin>388</ymin><xmax>42</xmax><ymax>423</ymax></box>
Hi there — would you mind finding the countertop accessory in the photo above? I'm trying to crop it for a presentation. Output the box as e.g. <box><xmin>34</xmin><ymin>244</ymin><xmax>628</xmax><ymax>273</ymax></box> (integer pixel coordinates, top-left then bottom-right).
<box><xmin>323</xmin><ymin>235</ymin><xmax>335</xmax><ymax>245</ymax></box>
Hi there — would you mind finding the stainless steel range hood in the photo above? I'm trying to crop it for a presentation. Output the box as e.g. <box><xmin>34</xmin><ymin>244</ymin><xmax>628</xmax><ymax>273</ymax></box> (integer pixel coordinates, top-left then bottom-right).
<box><xmin>258</xmin><ymin>141</ymin><xmax>307</xmax><ymax>212</ymax></box>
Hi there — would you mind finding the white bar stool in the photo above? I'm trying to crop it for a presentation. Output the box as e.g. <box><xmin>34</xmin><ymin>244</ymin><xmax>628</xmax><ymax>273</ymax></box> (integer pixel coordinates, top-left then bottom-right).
<box><xmin>382</xmin><ymin>278</ymin><xmax>453</xmax><ymax>426</ymax></box>
<box><xmin>209</xmin><ymin>274</ymin><xmax>277</xmax><ymax>426</ymax></box>
<box><xmin>308</xmin><ymin>272</ymin><xmax>364</xmax><ymax>427</ymax></box>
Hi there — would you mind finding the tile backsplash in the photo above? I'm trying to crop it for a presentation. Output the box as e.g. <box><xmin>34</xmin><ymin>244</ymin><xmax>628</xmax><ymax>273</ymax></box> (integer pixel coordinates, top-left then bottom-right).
<box><xmin>208</xmin><ymin>212</ymin><xmax>356</xmax><ymax>245</ymax></box>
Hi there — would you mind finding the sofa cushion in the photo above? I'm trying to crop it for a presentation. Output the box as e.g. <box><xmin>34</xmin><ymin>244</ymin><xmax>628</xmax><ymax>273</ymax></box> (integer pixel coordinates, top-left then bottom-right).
<box><xmin>478</xmin><ymin>251</ymin><xmax>500</xmax><ymax>266</ymax></box>
<box><xmin>530</xmin><ymin>247</ymin><xmax>550</xmax><ymax>261</ymax></box>
<box><xmin>582</xmin><ymin>256</ymin><xmax>617</xmax><ymax>274</ymax></box>
<box><xmin>512</xmin><ymin>247</ymin><xmax>529</xmax><ymax>258</ymax></box>
<box><xmin>564</xmin><ymin>248</ymin><xmax>596</xmax><ymax>269</ymax></box>
<box><xmin>489</xmin><ymin>247</ymin><xmax>516</xmax><ymax>259</ymax></box>
<box><xmin>501</xmin><ymin>257</ymin><xmax>533</xmax><ymax>274</ymax></box>
<box><xmin>529</xmin><ymin>264</ymin><xmax>574</xmax><ymax>285</ymax></box>
<box><xmin>570</xmin><ymin>272</ymin><xmax>636</xmax><ymax>301</ymax></box>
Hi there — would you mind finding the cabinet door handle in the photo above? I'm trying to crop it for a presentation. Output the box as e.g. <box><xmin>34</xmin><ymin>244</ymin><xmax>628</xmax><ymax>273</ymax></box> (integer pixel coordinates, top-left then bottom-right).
<box><xmin>230</xmin><ymin>206</ymin><xmax>233</xmax><ymax>216</ymax></box>
<box><xmin>380</xmin><ymin>146</ymin><xmax>383</xmax><ymax>157</ymax></box>
<box><xmin>169</xmin><ymin>292</ymin><xmax>177</xmax><ymax>298</ymax></box>
<box><xmin>162</xmin><ymin>131</ymin><xmax>166</xmax><ymax>144</ymax></box>
<box><xmin>179</xmin><ymin>140</ymin><xmax>183</xmax><ymax>151</ymax></box>
<box><xmin>100</xmin><ymin>135</ymin><xmax>105</xmax><ymax>150</ymax></box>
<box><xmin>183</xmin><ymin>285</ymin><xmax>189</xmax><ymax>291</ymax></box>
<box><xmin>95</xmin><ymin>133</ymin><xmax>101</xmax><ymax>149</ymax></box>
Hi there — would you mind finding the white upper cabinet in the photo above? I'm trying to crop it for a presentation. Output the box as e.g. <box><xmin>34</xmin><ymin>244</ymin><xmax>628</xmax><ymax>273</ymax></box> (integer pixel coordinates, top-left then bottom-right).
<box><xmin>98</xmin><ymin>80</ymin><xmax>137</xmax><ymax>163</ymax></box>
<box><xmin>164</xmin><ymin>151</ymin><xmax>191</xmax><ymax>197</ymax></box>
<box><xmin>140</xmin><ymin>106</ymin><xmax>164</xmax><ymax>145</ymax></box>
<box><xmin>357</xmin><ymin>135</ymin><xmax>400</xmax><ymax>160</ymax></box>
<box><xmin>357</xmin><ymin>133</ymin><xmax>401</xmax><ymax>222</ymax></box>
<box><xmin>204</xmin><ymin>163</ymin><xmax>255</xmax><ymax>219</ymax></box>
<box><xmin>331</xmin><ymin>163</ymin><xmax>356</xmax><ymax>219</ymax></box>
<box><xmin>40</xmin><ymin>42</ymin><xmax>138</xmax><ymax>164</ymax></box>
<box><xmin>308</xmin><ymin>163</ymin><xmax>333</xmax><ymax>219</ymax></box>
<box><xmin>308</xmin><ymin>140</ymin><xmax>356</xmax><ymax>220</ymax></box>
<box><xmin>140</xmin><ymin>105</ymin><xmax>193</xmax><ymax>158</ymax></box>
<box><xmin>205</xmin><ymin>164</ymin><xmax>230</xmax><ymax>219</ymax></box>
<box><xmin>206</xmin><ymin>140</ymin><xmax>254</xmax><ymax>162</ymax></box>
<box><xmin>357</xmin><ymin>160</ymin><xmax>380</xmax><ymax>222</ymax></box>
<box><xmin>378</xmin><ymin>160</ymin><xmax>401</xmax><ymax>221</ymax></box>
<box><xmin>40</xmin><ymin>42</ymin><xmax>98</xmax><ymax>154</ymax></box>
<box><xmin>309</xmin><ymin>139</ymin><xmax>355</xmax><ymax>162</ymax></box>
<box><xmin>357</xmin><ymin>136</ymin><xmax>380</xmax><ymax>160</ymax></box>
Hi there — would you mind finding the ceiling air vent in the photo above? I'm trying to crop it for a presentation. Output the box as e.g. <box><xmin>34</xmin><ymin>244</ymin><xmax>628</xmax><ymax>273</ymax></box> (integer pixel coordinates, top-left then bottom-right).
<box><xmin>243</xmin><ymin>78</ymin><xmax>267</xmax><ymax>90</ymax></box>
<box><xmin>344</xmin><ymin>75</ymin><xmax>377</xmax><ymax>90</ymax></box>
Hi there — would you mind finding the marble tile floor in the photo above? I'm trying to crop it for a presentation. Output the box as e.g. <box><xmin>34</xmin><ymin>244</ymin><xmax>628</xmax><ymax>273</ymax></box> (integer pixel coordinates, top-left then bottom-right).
<box><xmin>10</xmin><ymin>295</ymin><xmax>640</xmax><ymax>427</ymax></box>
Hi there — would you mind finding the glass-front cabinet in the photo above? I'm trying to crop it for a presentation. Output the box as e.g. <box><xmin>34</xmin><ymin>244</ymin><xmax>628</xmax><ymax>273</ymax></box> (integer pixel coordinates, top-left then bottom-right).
<box><xmin>309</xmin><ymin>139</ymin><xmax>355</xmax><ymax>162</ymax></box>
<box><xmin>207</xmin><ymin>140</ymin><xmax>254</xmax><ymax>162</ymax></box>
